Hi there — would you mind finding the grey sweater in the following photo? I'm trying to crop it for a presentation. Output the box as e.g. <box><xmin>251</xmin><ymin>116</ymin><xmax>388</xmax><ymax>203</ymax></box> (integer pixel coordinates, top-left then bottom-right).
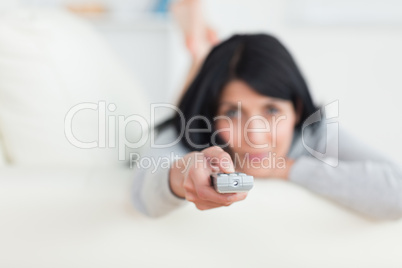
<box><xmin>132</xmin><ymin>121</ymin><xmax>402</xmax><ymax>220</ymax></box>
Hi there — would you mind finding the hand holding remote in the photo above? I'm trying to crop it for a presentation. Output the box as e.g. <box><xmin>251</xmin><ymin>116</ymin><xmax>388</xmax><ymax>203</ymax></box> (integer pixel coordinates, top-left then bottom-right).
<box><xmin>211</xmin><ymin>172</ymin><xmax>254</xmax><ymax>193</ymax></box>
<box><xmin>169</xmin><ymin>146</ymin><xmax>248</xmax><ymax>211</ymax></box>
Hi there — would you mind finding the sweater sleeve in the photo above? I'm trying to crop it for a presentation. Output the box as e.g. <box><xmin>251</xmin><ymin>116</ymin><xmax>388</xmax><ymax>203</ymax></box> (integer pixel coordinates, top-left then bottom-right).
<box><xmin>132</xmin><ymin>127</ymin><xmax>189</xmax><ymax>218</ymax></box>
<box><xmin>288</xmin><ymin>124</ymin><xmax>402</xmax><ymax>220</ymax></box>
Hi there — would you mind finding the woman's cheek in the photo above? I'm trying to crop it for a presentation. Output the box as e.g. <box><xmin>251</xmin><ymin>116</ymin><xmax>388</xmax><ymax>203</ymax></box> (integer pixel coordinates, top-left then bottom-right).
<box><xmin>272</xmin><ymin>118</ymin><xmax>295</xmax><ymax>156</ymax></box>
<box><xmin>216</xmin><ymin>122</ymin><xmax>245</xmax><ymax>158</ymax></box>
<box><xmin>215</xmin><ymin>121</ymin><xmax>234</xmax><ymax>146</ymax></box>
<box><xmin>219</xmin><ymin>130</ymin><xmax>231</xmax><ymax>145</ymax></box>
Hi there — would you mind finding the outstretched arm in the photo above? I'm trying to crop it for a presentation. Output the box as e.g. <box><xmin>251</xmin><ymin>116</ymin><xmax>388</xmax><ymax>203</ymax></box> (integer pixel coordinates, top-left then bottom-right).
<box><xmin>132</xmin><ymin>127</ymin><xmax>247</xmax><ymax>217</ymax></box>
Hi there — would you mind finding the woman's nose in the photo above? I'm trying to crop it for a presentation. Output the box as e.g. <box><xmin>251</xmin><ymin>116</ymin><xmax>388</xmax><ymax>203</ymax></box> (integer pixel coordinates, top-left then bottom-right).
<box><xmin>242</xmin><ymin>116</ymin><xmax>271</xmax><ymax>148</ymax></box>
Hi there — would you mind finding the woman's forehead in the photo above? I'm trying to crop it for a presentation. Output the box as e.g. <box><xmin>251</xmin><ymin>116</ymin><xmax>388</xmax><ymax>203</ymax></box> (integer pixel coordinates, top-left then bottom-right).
<box><xmin>220</xmin><ymin>80</ymin><xmax>286</xmax><ymax>104</ymax></box>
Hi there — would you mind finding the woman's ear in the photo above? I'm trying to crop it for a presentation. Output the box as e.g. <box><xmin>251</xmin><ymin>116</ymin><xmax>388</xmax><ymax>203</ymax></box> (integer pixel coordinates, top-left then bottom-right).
<box><xmin>295</xmin><ymin>99</ymin><xmax>303</xmax><ymax>125</ymax></box>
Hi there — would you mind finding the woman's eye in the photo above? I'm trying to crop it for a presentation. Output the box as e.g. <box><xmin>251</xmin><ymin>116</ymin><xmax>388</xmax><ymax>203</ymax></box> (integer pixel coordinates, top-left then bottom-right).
<box><xmin>266</xmin><ymin>107</ymin><xmax>279</xmax><ymax>115</ymax></box>
<box><xmin>225</xmin><ymin>109</ymin><xmax>238</xmax><ymax>117</ymax></box>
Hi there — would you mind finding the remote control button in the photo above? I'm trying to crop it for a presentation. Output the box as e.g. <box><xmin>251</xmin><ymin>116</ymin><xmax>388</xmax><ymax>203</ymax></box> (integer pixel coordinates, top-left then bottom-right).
<box><xmin>219</xmin><ymin>173</ymin><xmax>228</xmax><ymax>176</ymax></box>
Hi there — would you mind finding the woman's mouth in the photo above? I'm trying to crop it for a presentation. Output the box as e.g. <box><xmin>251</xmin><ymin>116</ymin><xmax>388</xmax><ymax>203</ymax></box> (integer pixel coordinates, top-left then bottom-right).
<box><xmin>247</xmin><ymin>152</ymin><xmax>269</xmax><ymax>161</ymax></box>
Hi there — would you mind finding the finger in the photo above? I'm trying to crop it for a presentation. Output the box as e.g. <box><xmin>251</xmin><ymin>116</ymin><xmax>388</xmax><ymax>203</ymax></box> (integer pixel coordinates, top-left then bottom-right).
<box><xmin>187</xmin><ymin>156</ymin><xmax>213</xmax><ymax>187</ymax></box>
<box><xmin>186</xmin><ymin>188</ymin><xmax>230</xmax><ymax>209</ymax></box>
<box><xmin>234</xmin><ymin>192</ymin><xmax>248</xmax><ymax>202</ymax></box>
<box><xmin>183</xmin><ymin>176</ymin><xmax>196</xmax><ymax>197</ymax></box>
<box><xmin>201</xmin><ymin>146</ymin><xmax>234</xmax><ymax>173</ymax></box>
<box><xmin>194</xmin><ymin>201</ymin><xmax>225</xmax><ymax>211</ymax></box>
<box><xmin>187</xmin><ymin>163</ymin><xmax>227</xmax><ymax>201</ymax></box>
<box><xmin>187</xmin><ymin>153</ymin><xmax>242</xmax><ymax>206</ymax></box>
<box><xmin>187</xmin><ymin>186</ymin><xmax>247</xmax><ymax>208</ymax></box>
<box><xmin>194</xmin><ymin>192</ymin><xmax>248</xmax><ymax>210</ymax></box>
<box><xmin>189</xmin><ymin>164</ymin><xmax>245</xmax><ymax>205</ymax></box>
<box><xmin>195</xmin><ymin>185</ymin><xmax>237</xmax><ymax>205</ymax></box>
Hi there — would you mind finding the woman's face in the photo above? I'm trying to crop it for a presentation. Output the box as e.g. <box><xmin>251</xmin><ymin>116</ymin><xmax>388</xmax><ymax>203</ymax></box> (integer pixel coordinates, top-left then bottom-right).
<box><xmin>215</xmin><ymin>80</ymin><xmax>298</xmax><ymax>178</ymax></box>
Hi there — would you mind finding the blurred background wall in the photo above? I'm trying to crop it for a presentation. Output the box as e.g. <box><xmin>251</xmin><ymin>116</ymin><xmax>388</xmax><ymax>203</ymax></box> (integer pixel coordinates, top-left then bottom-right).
<box><xmin>4</xmin><ymin>0</ymin><xmax>402</xmax><ymax>163</ymax></box>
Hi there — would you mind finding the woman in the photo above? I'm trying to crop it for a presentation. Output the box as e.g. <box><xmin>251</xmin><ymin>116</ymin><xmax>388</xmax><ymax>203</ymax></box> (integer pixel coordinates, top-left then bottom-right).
<box><xmin>133</xmin><ymin>33</ymin><xmax>402</xmax><ymax>220</ymax></box>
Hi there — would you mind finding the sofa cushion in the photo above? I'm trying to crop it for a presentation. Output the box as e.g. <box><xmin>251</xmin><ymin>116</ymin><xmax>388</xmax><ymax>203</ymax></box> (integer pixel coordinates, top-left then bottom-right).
<box><xmin>0</xmin><ymin>8</ymin><xmax>149</xmax><ymax>167</ymax></box>
<box><xmin>0</xmin><ymin>170</ymin><xmax>401</xmax><ymax>268</ymax></box>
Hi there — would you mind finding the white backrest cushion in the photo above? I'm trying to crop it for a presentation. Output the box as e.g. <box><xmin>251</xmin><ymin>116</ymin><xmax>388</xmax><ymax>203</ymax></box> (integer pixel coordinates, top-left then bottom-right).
<box><xmin>0</xmin><ymin>138</ymin><xmax>7</xmax><ymax>166</ymax></box>
<box><xmin>0</xmin><ymin>8</ymin><xmax>149</xmax><ymax>167</ymax></box>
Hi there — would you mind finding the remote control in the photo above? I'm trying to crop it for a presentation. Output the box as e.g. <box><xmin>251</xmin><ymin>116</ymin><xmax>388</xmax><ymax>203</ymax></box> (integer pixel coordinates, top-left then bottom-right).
<box><xmin>210</xmin><ymin>172</ymin><xmax>254</xmax><ymax>193</ymax></box>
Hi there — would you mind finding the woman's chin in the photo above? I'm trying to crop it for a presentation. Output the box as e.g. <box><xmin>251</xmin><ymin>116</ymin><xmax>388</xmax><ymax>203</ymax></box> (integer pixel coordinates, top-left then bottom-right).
<box><xmin>235</xmin><ymin>166</ymin><xmax>271</xmax><ymax>179</ymax></box>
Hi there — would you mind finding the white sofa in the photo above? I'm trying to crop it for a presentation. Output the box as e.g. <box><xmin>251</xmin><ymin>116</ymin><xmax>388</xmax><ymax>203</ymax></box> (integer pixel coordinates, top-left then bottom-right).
<box><xmin>0</xmin><ymin>7</ymin><xmax>401</xmax><ymax>268</ymax></box>
<box><xmin>1</xmin><ymin>167</ymin><xmax>401</xmax><ymax>268</ymax></box>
